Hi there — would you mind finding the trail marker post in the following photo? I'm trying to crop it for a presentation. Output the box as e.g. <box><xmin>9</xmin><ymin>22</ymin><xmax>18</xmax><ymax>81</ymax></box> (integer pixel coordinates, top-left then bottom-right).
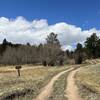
<box><xmin>15</xmin><ymin>65</ymin><xmax>22</xmax><ymax>77</ymax></box>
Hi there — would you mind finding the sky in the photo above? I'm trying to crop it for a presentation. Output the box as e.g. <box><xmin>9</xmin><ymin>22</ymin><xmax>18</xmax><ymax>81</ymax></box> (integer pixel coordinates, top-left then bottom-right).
<box><xmin>0</xmin><ymin>0</ymin><xmax>100</xmax><ymax>50</ymax></box>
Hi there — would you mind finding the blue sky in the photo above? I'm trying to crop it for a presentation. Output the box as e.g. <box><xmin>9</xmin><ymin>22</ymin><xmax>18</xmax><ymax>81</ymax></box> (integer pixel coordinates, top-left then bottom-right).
<box><xmin>0</xmin><ymin>0</ymin><xmax>100</xmax><ymax>29</ymax></box>
<box><xmin>0</xmin><ymin>0</ymin><xmax>100</xmax><ymax>50</ymax></box>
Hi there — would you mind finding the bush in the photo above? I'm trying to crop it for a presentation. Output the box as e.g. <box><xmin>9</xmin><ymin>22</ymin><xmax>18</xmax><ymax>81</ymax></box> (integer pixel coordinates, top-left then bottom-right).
<box><xmin>59</xmin><ymin>59</ymin><xmax>63</xmax><ymax>66</ymax></box>
<box><xmin>42</xmin><ymin>60</ymin><xmax>47</xmax><ymax>66</ymax></box>
<box><xmin>48</xmin><ymin>60</ymin><xmax>55</xmax><ymax>66</ymax></box>
<box><xmin>74</xmin><ymin>53</ymin><xmax>83</xmax><ymax>64</ymax></box>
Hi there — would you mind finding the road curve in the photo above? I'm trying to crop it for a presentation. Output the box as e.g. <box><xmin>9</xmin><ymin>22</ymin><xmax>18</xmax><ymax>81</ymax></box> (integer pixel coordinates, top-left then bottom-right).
<box><xmin>33</xmin><ymin>67</ymin><xmax>74</xmax><ymax>100</ymax></box>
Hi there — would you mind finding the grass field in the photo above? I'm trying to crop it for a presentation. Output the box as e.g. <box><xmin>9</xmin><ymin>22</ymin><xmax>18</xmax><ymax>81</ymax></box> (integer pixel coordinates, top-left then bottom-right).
<box><xmin>48</xmin><ymin>72</ymin><xmax>69</xmax><ymax>100</ymax></box>
<box><xmin>75</xmin><ymin>63</ymin><xmax>100</xmax><ymax>100</ymax></box>
<box><xmin>0</xmin><ymin>65</ymin><xmax>71</xmax><ymax>100</ymax></box>
<box><xmin>0</xmin><ymin>59</ymin><xmax>100</xmax><ymax>100</ymax></box>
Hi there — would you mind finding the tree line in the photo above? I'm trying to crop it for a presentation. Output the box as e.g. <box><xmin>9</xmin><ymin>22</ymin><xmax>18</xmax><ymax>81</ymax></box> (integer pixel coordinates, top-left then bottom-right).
<box><xmin>0</xmin><ymin>32</ymin><xmax>99</xmax><ymax>66</ymax></box>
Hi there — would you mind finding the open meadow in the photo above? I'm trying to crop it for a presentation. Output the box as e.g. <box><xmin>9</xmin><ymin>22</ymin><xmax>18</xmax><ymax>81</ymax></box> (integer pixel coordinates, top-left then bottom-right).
<box><xmin>75</xmin><ymin>59</ymin><xmax>100</xmax><ymax>100</ymax></box>
<box><xmin>0</xmin><ymin>59</ymin><xmax>100</xmax><ymax>100</ymax></box>
<box><xmin>0</xmin><ymin>65</ymin><xmax>71</xmax><ymax>100</ymax></box>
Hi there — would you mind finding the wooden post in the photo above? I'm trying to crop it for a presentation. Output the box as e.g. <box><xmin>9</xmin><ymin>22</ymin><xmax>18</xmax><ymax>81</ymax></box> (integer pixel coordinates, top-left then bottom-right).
<box><xmin>18</xmin><ymin>69</ymin><xmax>20</xmax><ymax>77</ymax></box>
<box><xmin>15</xmin><ymin>65</ymin><xmax>22</xmax><ymax>77</ymax></box>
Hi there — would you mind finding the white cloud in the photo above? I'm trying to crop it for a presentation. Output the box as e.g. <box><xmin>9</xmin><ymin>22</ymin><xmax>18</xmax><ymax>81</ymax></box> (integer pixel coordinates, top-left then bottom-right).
<box><xmin>0</xmin><ymin>16</ymin><xmax>100</xmax><ymax>50</ymax></box>
<box><xmin>61</xmin><ymin>45</ymin><xmax>74</xmax><ymax>51</ymax></box>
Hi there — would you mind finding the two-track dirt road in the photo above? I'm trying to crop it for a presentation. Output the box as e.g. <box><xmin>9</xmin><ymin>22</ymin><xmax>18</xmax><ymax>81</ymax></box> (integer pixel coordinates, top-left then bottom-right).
<box><xmin>64</xmin><ymin>68</ymin><xmax>82</xmax><ymax>100</ymax></box>
<box><xmin>33</xmin><ymin>67</ymin><xmax>82</xmax><ymax>100</ymax></box>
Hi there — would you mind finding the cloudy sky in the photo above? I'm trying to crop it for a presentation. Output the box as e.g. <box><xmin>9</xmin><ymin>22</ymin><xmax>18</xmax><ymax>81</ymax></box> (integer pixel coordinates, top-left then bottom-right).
<box><xmin>0</xmin><ymin>0</ymin><xmax>100</xmax><ymax>50</ymax></box>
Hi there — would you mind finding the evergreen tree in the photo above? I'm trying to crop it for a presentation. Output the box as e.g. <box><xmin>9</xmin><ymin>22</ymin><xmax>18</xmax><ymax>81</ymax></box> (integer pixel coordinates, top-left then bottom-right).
<box><xmin>85</xmin><ymin>33</ymin><xmax>99</xmax><ymax>58</ymax></box>
<box><xmin>74</xmin><ymin>43</ymin><xmax>83</xmax><ymax>64</ymax></box>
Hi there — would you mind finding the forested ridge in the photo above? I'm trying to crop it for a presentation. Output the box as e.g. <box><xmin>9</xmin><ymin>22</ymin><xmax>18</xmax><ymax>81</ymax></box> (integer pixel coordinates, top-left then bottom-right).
<box><xmin>0</xmin><ymin>32</ymin><xmax>100</xmax><ymax>65</ymax></box>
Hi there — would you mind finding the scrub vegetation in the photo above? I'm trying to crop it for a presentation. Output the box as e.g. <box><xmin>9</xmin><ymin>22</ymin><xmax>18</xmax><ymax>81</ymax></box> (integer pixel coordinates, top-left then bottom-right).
<box><xmin>75</xmin><ymin>60</ymin><xmax>100</xmax><ymax>100</ymax></box>
<box><xmin>0</xmin><ymin>65</ymin><xmax>70</xmax><ymax>100</ymax></box>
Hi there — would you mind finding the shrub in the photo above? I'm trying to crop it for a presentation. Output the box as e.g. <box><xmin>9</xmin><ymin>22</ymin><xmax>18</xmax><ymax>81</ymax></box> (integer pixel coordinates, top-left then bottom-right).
<box><xmin>42</xmin><ymin>60</ymin><xmax>47</xmax><ymax>66</ymax></box>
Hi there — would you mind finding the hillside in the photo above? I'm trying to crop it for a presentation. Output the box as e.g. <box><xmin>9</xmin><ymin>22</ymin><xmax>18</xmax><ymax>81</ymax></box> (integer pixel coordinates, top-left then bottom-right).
<box><xmin>76</xmin><ymin>59</ymin><xmax>100</xmax><ymax>100</ymax></box>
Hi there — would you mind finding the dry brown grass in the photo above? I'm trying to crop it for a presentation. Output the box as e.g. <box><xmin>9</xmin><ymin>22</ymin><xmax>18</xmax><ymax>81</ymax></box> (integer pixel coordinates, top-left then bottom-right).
<box><xmin>0</xmin><ymin>65</ymin><xmax>70</xmax><ymax>100</ymax></box>
<box><xmin>75</xmin><ymin>61</ymin><xmax>100</xmax><ymax>100</ymax></box>
<box><xmin>48</xmin><ymin>72</ymin><xmax>69</xmax><ymax>100</ymax></box>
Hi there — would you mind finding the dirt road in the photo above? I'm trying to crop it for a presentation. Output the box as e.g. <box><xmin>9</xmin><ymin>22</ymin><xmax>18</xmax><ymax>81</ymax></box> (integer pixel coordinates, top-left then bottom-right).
<box><xmin>65</xmin><ymin>68</ymin><xmax>82</xmax><ymax>100</ymax></box>
<box><xmin>33</xmin><ymin>67</ymin><xmax>74</xmax><ymax>100</ymax></box>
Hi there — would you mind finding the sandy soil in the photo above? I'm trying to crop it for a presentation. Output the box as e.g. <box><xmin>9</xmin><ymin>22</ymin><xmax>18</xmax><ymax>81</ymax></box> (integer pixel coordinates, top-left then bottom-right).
<box><xmin>65</xmin><ymin>68</ymin><xmax>82</xmax><ymax>100</ymax></box>
<box><xmin>33</xmin><ymin>67</ymin><xmax>74</xmax><ymax>100</ymax></box>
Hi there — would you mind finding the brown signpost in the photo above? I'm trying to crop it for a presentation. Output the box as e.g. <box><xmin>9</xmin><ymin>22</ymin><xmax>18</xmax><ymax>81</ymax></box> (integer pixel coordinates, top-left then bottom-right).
<box><xmin>15</xmin><ymin>65</ymin><xmax>22</xmax><ymax>77</ymax></box>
